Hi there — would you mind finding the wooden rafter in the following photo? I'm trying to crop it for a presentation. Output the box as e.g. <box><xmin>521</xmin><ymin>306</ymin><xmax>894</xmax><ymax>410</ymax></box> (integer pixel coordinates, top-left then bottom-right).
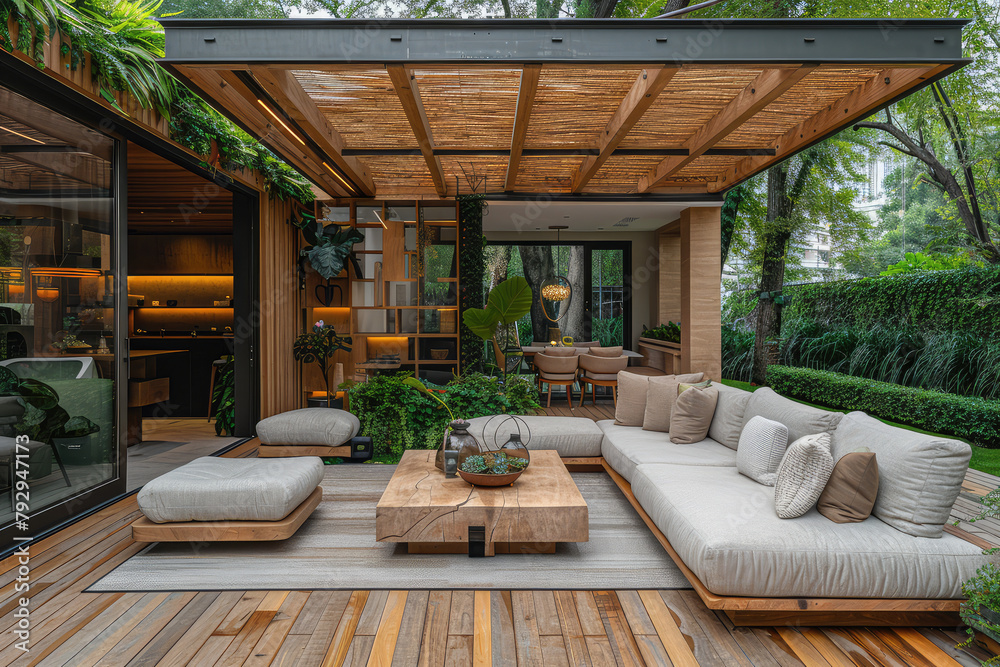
<box><xmin>2</xmin><ymin>150</ymin><xmax>109</xmax><ymax>188</ymax></box>
<box><xmin>638</xmin><ymin>65</ymin><xmax>816</xmax><ymax>193</ymax></box>
<box><xmin>386</xmin><ymin>65</ymin><xmax>448</xmax><ymax>198</ymax></box>
<box><xmin>250</xmin><ymin>67</ymin><xmax>376</xmax><ymax>196</ymax></box>
<box><xmin>710</xmin><ymin>64</ymin><xmax>950</xmax><ymax>192</ymax></box>
<box><xmin>571</xmin><ymin>67</ymin><xmax>679</xmax><ymax>193</ymax></box>
<box><xmin>505</xmin><ymin>64</ymin><xmax>541</xmax><ymax>192</ymax></box>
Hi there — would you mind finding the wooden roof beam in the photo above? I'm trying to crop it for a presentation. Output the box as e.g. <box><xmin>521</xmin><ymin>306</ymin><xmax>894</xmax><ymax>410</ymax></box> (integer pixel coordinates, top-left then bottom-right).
<box><xmin>1</xmin><ymin>150</ymin><xmax>109</xmax><ymax>188</ymax></box>
<box><xmin>386</xmin><ymin>65</ymin><xmax>448</xmax><ymax>198</ymax></box>
<box><xmin>571</xmin><ymin>66</ymin><xmax>679</xmax><ymax>193</ymax></box>
<box><xmin>505</xmin><ymin>64</ymin><xmax>541</xmax><ymax>192</ymax></box>
<box><xmin>638</xmin><ymin>65</ymin><xmax>816</xmax><ymax>193</ymax></box>
<box><xmin>250</xmin><ymin>67</ymin><xmax>376</xmax><ymax>196</ymax></box>
<box><xmin>709</xmin><ymin>64</ymin><xmax>949</xmax><ymax>192</ymax></box>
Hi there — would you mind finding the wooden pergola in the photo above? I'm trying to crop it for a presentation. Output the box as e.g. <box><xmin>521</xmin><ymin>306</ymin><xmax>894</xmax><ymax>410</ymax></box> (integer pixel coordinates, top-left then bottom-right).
<box><xmin>160</xmin><ymin>18</ymin><xmax>968</xmax><ymax>200</ymax></box>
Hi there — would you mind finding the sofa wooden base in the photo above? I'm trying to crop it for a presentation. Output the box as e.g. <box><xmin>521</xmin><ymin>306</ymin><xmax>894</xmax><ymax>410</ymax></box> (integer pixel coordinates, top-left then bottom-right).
<box><xmin>131</xmin><ymin>487</ymin><xmax>322</xmax><ymax>542</ymax></box>
<box><xmin>258</xmin><ymin>444</ymin><xmax>352</xmax><ymax>458</ymax></box>
<box><xmin>602</xmin><ymin>460</ymin><xmax>968</xmax><ymax>627</ymax></box>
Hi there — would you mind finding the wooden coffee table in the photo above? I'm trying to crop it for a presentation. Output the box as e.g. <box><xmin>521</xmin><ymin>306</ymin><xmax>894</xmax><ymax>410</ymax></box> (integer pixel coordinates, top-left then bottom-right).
<box><xmin>376</xmin><ymin>449</ymin><xmax>588</xmax><ymax>556</ymax></box>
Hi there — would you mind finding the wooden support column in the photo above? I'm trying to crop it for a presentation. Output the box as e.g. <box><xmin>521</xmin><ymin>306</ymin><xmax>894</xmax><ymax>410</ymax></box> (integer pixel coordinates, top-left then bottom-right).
<box><xmin>657</xmin><ymin>228</ymin><xmax>681</xmax><ymax>325</ymax></box>
<box><xmin>680</xmin><ymin>207</ymin><xmax>721</xmax><ymax>380</ymax></box>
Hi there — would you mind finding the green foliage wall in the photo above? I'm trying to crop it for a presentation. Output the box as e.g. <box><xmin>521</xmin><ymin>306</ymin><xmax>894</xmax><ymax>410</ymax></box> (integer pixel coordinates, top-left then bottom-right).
<box><xmin>767</xmin><ymin>365</ymin><xmax>1000</xmax><ymax>449</ymax></box>
<box><xmin>458</xmin><ymin>195</ymin><xmax>486</xmax><ymax>373</ymax></box>
<box><xmin>782</xmin><ymin>266</ymin><xmax>1000</xmax><ymax>339</ymax></box>
<box><xmin>347</xmin><ymin>372</ymin><xmax>540</xmax><ymax>463</ymax></box>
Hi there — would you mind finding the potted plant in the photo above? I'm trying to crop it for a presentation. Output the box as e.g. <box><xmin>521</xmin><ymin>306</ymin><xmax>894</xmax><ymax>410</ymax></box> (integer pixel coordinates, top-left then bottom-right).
<box><xmin>462</xmin><ymin>277</ymin><xmax>533</xmax><ymax>383</ymax></box>
<box><xmin>293</xmin><ymin>210</ymin><xmax>365</xmax><ymax>280</ymax></box>
<box><xmin>293</xmin><ymin>320</ymin><xmax>352</xmax><ymax>408</ymax></box>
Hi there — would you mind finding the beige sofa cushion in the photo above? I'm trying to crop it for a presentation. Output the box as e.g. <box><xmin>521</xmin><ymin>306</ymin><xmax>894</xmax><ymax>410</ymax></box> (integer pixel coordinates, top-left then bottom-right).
<box><xmin>466</xmin><ymin>415</ymin><xmax>604</xmax><ymax>457</ymax></box>
<box><xmin>635</xmin><ymin>372</ymin><xmax>705</xmax><ymax>431</ymax></box>
<box><xmin>669</xmin><ymin>385</ymin><xmax>719</xmax><ymax>444</ymax></box>
<box><xmin>257</xmin><ymin>408</ymin><xmax>359</xmax><ymax>446</ymax></box>
<box><xmin>598</xmin><ymin>420</ymin><xmax>735</xmax><ymax>482</ymax></box>
<box><xmin>832</xmin><ymin>412</ymin><xmax>970</xmax><ymax>538</ymax></box>
<box><xmin>630</xmin><ymin>462</ymin><xmax>986</xmax><ymax>599</ymax></box>
<box><xmin>774</xmin><ymin>433</ymin><xmax>834</xmax><ymax>519</ymax></box>
<box><xmin>818</xmin><ymin>451</ymin><xmax>879</xmax><ymax>523</ymax></box>
<box><xmin>708</xmin><ymin>384</ymin><xmax>752</xmax><ymax>450</ymax></box>
<box><xmin>137</xmin><ymin>456</ymin><xmax>324</xmax><ymax>523</ymax></box>
<box><xmin>741</xmin><ymin>387</ymin><xmax>845</xmax><ymax>444</ymax></box>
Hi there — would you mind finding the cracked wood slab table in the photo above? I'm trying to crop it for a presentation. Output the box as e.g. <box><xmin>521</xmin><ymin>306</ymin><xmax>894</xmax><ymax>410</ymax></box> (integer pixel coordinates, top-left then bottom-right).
<box><xmin>375</xmin><ymin>449</ymin><xmax>588</xmax><ymax>556</ymax></box>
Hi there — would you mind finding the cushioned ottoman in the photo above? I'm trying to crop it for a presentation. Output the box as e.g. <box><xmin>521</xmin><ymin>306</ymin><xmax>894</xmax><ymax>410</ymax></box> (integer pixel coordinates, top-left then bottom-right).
<box><xmin>465</xmin><ymin>415</ymin><xmax>605</xmax><ymax>457</ymax></box>
<box><xmin>256</xmin><ymin>407</ymin><xmax>360</xmax><ymax>458</ymax></box>
<box><xmin>132</xmin><ymin>457</ymin><xmax>324</xmax><ymax>542</ymax></box>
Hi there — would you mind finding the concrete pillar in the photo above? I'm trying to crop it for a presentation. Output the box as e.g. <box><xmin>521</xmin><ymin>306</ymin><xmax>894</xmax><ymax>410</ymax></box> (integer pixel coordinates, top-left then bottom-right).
<box><xmin>680</xmin><ymin>206</ymin><xmax>722</xmax><ymax>380</ymax></box>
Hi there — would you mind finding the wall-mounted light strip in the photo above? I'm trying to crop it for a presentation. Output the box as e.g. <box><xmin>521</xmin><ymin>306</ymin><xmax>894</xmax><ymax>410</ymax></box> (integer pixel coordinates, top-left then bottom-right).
<box><xmin>372</xmin><ymin>209</ymin><xmax>388</xmax><ymax>230</ymax></box>
<box><xmin>256</xmin><ymin>99</ymin><xmax>305</xmax><ymax>146</ymax></box>
<box><xmin>322</xmin><ymin>161</ymin><xmax>356</xmax><ymax>195</ymax></box>
<box><xmin>0</xmin><ymin>125</ymin><xmax>45</xmax><ymax>145</ymax></box>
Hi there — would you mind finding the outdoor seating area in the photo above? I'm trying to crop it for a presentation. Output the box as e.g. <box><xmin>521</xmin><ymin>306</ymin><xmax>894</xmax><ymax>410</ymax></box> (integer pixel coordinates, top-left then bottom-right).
<box><xmin>5</xmin><ymin>6</ymin><xmax>1000</xmax><ymax>667</ymax></box>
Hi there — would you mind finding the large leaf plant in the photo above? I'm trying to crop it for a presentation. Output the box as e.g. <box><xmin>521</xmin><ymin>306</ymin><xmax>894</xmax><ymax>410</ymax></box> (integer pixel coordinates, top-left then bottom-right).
<box><xmin>293</xmin><ymin>209</ymin><xmax>365</xmax><ymax>280</ymax></box>
<box><xmin>462</xmin><ymin>277</ymin><xmax>533</xmax><ymax>381</ymax></box>
<box><xmin>0</xmin><ymin>366</ymin><xmax>100</xmax><ymax>444</ymax></box>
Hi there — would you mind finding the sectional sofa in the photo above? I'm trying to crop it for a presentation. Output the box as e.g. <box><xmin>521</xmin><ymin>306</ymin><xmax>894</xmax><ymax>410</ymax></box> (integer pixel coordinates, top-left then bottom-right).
<box><xmin>470</xmin><ymin>382</ymin><xmax>991</xmax><ymax>626</ymax></box>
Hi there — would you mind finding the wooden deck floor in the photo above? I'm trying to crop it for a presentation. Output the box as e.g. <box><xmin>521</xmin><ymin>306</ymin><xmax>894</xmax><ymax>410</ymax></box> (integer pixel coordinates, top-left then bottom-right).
<box><xmin>2</xmin><ymin>403</ymin><xmax>999</xmax><ymax>666</ymax></box>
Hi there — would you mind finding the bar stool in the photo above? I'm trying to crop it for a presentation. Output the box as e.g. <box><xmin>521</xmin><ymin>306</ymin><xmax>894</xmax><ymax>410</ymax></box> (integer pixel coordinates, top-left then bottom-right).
<box><xmin>206</xmin><ymin>356</ymin><xmax>229</xmax><ymax>421</ymax></box>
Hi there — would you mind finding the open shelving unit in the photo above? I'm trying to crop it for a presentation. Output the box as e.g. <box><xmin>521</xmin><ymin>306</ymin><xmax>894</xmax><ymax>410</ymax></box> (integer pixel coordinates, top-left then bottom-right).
<box><xmin>301</xmin><ymin>200</ymin><xmax>461</xmax><ymax>403</ymax></box>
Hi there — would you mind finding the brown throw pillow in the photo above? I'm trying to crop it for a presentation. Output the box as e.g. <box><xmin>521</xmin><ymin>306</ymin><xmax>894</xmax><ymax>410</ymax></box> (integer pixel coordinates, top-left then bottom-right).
<box><xmin>642</xmin><ymin>373</ymin><xmax>704</xmax><ymax>432</ymax></box>
<box><xmin>590</xmin><ymin>346</ymin><xmax>624</xmax><ymax>357</ymax></box>
<box><xmin>817</xmin><ymin>452</ymin><xmax>879</xmax><ymax>523</ymax></box>
<box><xmin>669</xmin><ymin>384</ymin><xmax>719</xmax><ymax>444</ymax></box>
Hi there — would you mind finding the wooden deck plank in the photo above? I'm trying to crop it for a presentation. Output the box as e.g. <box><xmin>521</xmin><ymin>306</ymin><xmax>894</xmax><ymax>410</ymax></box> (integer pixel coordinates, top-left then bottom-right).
<box><xmin>366</xmin><ymin>590</ymin><xmax>408</xmax><ymax>667</ymax></box>
<box><xmin>296</xmin><ymin>591</ymin><xmax>354</xmax><ymax>666</ymax></box>
<box><xmin>150</xmin><ymin>591</ymin><xmax>245</xmax><ymax>667</ymax></box>
<box><xmin>244</xmin><ymin>591</ymin><xmax>311</xmax><ymax>667</ymax></box>
<box><xmin>322</xmin><ymin>590</ymin><xmax>370</xmax><ymax>667</ymax></box>
<box><xmin>449</xmin><ymin>590</ymin><xmax>475</xmax><ymax>636</ymax></box>
<box><xmin>638</xmin><ymin>589</ymin><xmax>700</xmax><ymax>667</ymax></box>
<box><xmin>490</xmin><ymin>591</ymin><xmax>517</xmax><ymax>667</ymax></box>
<box><xmin>124</xmin><ymin>592</ymin><xmax>221</xmax><ymax>667</ymax></box>
<box><xmin>473</xmin><ymin>590</ymin><xmax>491</xmax><ymax>667</ymax></box>
<box><xmin>659</xmin><ymin>589</ymin><xmax>726</xmax><ymax>667</ymax></box>
<box><xmin>417</xmin><ymin>591</ymin><xmax>450</xmax><ymax>667</ymax></box>
<box><xmin>511</xmin><ymin>590</ymin><xmax>544</xmax><ymax>667</ymax></box>
<box><xmin>390</xmin><ymin>590</ymin><xmax>429</xmax><ymax>667</ymax></box>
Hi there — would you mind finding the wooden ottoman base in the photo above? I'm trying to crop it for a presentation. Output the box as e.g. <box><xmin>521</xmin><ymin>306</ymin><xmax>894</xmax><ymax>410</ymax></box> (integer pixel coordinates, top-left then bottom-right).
<box><xmin>131</xmin><ymin>487</ymin><xmax>322</xmax><ymax>542</ymax></box>
<box><xmin>258</xmin><ymin>444</ymin><xmax>351</xmax><ymax>458</ymax></box>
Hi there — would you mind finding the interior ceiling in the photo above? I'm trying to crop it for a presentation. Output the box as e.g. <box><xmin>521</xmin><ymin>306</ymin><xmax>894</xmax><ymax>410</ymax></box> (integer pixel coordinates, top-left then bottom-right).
<box><xmin>161</xmin><ymin>19</ymin><xmax>967</xmax><ymax>200</ymax></box>
<box><xmin>127</xmin><ymin>143</ymin><xmax>233</xmax><ymax>234</ymax></box>
<box><xmin>483</xmin><ymin>200</ymin><xmax>698</xmax><ymax>233</ymax></box>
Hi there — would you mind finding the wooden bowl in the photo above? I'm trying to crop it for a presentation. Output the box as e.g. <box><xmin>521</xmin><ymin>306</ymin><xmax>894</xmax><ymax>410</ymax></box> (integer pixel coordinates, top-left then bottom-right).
<box><xmin>458</xmin><ymin>470</ymin><xmax>524</xmax><ymax>487</ymax></box>
<box><xmin>430</xmin><ymin>349</ymin><xmax>448</xmax><ymax>360</ymax></box>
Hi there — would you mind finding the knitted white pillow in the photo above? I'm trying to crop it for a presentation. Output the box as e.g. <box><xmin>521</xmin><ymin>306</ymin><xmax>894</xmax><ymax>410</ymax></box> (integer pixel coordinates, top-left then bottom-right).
<box><xmin>774</xmin><ymin>433</ymin><xmax>834</xmax><ymax>519</ymax></box>
<box><xmin>736</xmin><ymin>416</ymin><xmax>789</xmax><ymax>486</ymax></box>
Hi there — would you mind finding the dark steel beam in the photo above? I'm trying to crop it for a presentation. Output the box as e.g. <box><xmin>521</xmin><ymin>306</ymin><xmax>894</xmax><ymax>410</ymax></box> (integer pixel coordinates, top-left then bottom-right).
<box><xmin>161</xmin><ymin>18</ymin><xmax>969</xmax><ymax>66</ymax></box>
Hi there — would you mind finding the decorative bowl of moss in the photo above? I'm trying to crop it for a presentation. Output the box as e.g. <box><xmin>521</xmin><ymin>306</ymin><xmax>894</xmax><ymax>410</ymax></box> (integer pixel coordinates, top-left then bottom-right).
<box><xmin>458</xmin><ymin>451</ymin><xmax>529</xmax><ymax>487</ymax></box>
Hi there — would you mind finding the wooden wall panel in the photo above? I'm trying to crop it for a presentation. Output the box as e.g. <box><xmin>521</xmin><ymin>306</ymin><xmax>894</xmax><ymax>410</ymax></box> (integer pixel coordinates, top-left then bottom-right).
<box><xmin>679</xmin><ymin>207</ymin><xmax>721</xmax><ymax>381</ymax></box>
<box><xmin>657</xmin><ymin>230</ymin><xmax>681</xmax><ymax>325</ymax></box>
<box><xmin>258</xmin><ymin>197</ymin><xmax>303</xmax><ymax>418</ymax></box>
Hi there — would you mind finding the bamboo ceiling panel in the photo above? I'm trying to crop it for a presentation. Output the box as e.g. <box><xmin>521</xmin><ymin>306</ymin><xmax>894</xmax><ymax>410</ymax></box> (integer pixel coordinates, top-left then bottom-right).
<box><xmin>673</xmin><ymin>153</ymin><xmax>741</xmax><ymax>179</ymax></box>
<box><xmin>513</xmin><ymin>156</ymin><xmax>584</xmax><ymax>192</ymax></box>
<box><xmin>413</xmin><ymin>68</ymin><xmax>521</xmax><ymax>149</ymax></box>
<box><xmin>717</xmin><ymin>66</ymin><xmax>883</xmax><ymax>149</ymax></box>
<box><xmin>524</xmin><ymin>67</ymin><xmax>644</xmax><ymax>148</ymax></box>
<box><xmin>439</xmin><ymin>156</ymin><xmax>509</xmax><ymax>194</ymax></box>
<box><xmin>583</xmin><ymin>155</ymin><xmax>664</xmax><ymax>194</ymax></box>
<box><xmin>291</xmin><ymin>69</ymin><xmax>415</xmax><ymax>150</ymax></box>
<box><xmin>621</xmin><ymin>66</ymin><xmax>765</xmax><ymax>149</ymax></box>
<box><xmin>363</xmin><ymin>156</ymin><xmax>438</xmax><ymax>195</ymax></box>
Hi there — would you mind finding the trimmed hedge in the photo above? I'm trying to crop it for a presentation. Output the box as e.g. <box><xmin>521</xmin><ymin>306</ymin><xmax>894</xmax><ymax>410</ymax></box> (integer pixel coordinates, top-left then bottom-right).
<box><xmin>782</xmin><ymin>266</ymin><xmax>1000</xmax><ymax>339</ymax></box>
<box><xmin>766</xmin><ymin>365</ymin><xmax>1000</xmax><ymax>449</ymax></box>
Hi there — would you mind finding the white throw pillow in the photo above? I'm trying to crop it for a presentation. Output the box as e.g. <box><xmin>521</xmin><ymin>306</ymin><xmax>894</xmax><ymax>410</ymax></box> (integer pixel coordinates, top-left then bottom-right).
<box><xmin>774</xmin><ymin>433</ymin><xmax>834</xmax><ymax>519</ymax></box>
<box><xmin>736</xmin><ymin>416</ymin><xmax>789</xmax><ymax>486</ymax></box>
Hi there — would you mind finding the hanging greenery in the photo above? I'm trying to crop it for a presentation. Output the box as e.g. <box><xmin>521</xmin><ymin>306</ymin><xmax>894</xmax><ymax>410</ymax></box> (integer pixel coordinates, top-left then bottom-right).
<box><xmin>458</xmin><ymin>194</ymin><xmax>486</xmax><ymax>373</ymax></box>
<box><xmin>0</xmin><ymin>0</ymin><xmax>315</xmax><ymax>204</ymax></box>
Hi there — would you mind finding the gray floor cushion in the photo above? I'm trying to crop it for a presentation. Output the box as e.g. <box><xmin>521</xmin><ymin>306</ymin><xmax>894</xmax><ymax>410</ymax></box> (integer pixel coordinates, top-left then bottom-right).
<box><xmin>630</xmin><ymin>462</ymin><xmax>986</xmax><ymax>599</ymax></box>
<box><xmin>598</xmin><ymin>420</ymin><xmax>736</xmax><ymax>482</ymax></box>
<box><xmin>257</xmin><ymin>408</ymin><xmax>360</xmax><ymax>446</ymax></box>
<box><xmin>137</xmin><ymin>456</ymin><xmax>324</xmax><ymax>523</ymax></box>
<box><xmin>466</xmin><ymin>415</ymin><xmax>604</xmax><ymax>457</ymax></box>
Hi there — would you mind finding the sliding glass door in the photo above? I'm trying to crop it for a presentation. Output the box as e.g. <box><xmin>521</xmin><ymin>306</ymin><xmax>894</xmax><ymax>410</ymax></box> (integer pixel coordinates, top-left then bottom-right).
<box><xmin>486</xmin><ymin>241</ymin><xmax>631</xmax><ymax>349</ymax></box>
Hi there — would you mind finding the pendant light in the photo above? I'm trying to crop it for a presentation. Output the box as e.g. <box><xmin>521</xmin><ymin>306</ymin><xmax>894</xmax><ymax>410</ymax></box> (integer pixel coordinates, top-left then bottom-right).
<box><xmin>541</xmin><ymin>225</ymin><xmax>571</xmax><ymax>322</ymax></box>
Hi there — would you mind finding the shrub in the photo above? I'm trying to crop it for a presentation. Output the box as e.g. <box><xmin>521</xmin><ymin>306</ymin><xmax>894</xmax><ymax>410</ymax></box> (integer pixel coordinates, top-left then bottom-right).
<box><xmin>722</xmin><ymin>324</ymin><xmax>754</xmax><ymax>383</ymax></box>
<box><xmin>766</xmin><ymin>365</ymin><xmax>1000</xmax><ymax>448</ymax></box>
<box><xmin>347</xmin><ymin>371</ymin><xmax>540</xmax><ymax>462</ymax></box>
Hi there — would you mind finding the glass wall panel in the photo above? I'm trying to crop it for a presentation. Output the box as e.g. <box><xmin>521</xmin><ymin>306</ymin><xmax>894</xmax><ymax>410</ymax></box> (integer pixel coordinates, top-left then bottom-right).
<box><xmin>0</xmin><ymin>85</ymin><xmax>119</xmax><ymax>531</ymax></box>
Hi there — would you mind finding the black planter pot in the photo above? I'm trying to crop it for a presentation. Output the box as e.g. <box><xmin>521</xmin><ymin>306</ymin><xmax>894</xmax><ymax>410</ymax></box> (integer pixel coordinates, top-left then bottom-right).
<box><xmin>306</xmin><ymin>396</ymin><xmax>344</xmax><ymax>409</ymax></box>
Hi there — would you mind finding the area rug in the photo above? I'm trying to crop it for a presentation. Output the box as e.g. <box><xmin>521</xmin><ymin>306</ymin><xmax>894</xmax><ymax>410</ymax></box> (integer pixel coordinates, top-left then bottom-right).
<box><xmin>89</xmin><ymin>466</ymin><xmax>690</xmax><ymax>591</ymax></box>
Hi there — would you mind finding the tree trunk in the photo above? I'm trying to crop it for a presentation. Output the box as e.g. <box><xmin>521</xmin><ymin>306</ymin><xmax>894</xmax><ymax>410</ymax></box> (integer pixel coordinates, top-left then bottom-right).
<box><xmin>564</xmin><ymin>245</ymin><xmax>586</xmax><ymax>341</ymax></box>
<box><xmin>751</xmin><ymin>166</ymin><xmax>791</xmax><ymax>386</ymax></box>
<box><xmin>519</xmin><ymin>245</ymin><xmax>554</xmax><ymax>341</ymax></box>
<box><xmin>721</xmin><ymin>184</ymin><xmax>745</xmax><ymax>268</ymax></box>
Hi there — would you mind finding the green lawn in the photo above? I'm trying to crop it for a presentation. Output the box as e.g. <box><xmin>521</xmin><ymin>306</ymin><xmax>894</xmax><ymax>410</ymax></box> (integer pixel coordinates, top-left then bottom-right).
<box><xmin>720</xmin><ymin>379</ymin><xmax>1000</xmax><ymax>479</ymax></box>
